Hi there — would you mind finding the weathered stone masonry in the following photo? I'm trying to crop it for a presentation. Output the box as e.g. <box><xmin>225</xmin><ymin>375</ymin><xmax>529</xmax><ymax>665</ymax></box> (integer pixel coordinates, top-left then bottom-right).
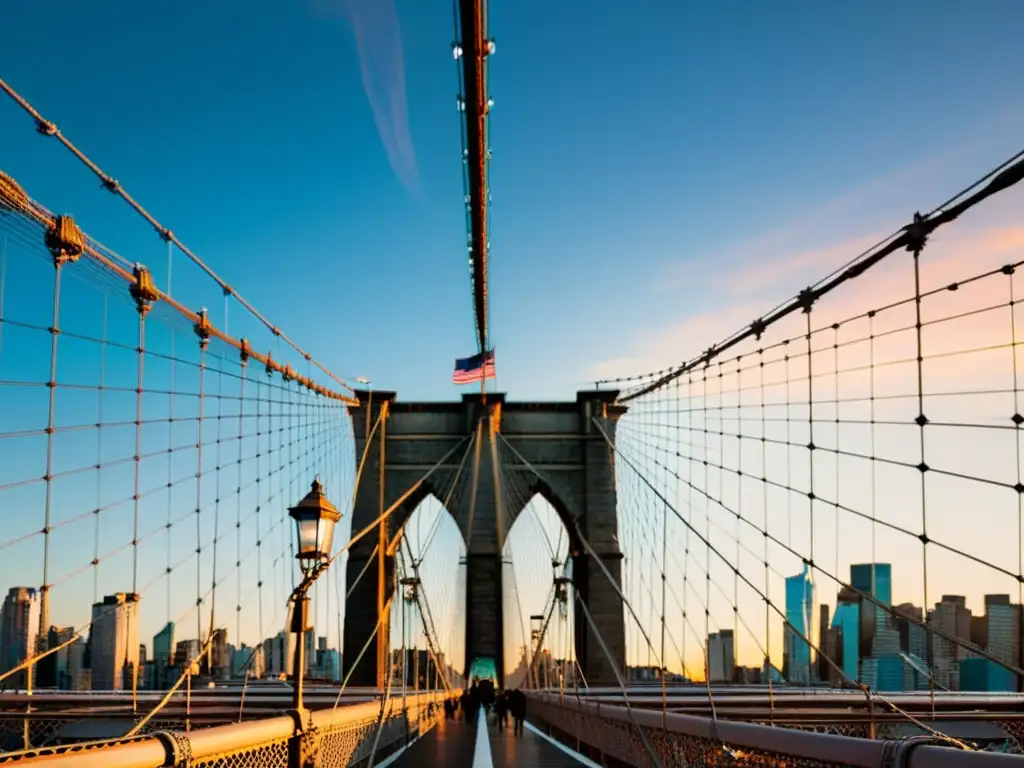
<box><xmin>342</xmin><ymin>390</ymin><xmax>626</xmax><ymax>687</ymax></box>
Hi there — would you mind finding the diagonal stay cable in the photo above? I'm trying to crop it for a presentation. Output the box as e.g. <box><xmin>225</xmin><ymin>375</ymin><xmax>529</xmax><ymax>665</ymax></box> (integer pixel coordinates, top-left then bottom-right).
<box><xmin>495</xmin><ymin>432</ymin><xmax>671</xmax><ymax>764</ymax></box>
<box><xmin>390</xmin><ymin>431</ymin><xmax>476</xmax><ymax>558</ymax></box>
<box><xmin>610</xmin><ymin>413</ymin><xmax>1024</xmax><ymax>682</ymax></box>
<box><xmin>573</xmin><ymin>594</ymin><xmax>663</xmax><ymax>767</ymax></box>
<box><xmin>366</xmin><ymin>563</ymin><xmax>400</xmax><ymax>768</ymax></box>
<box><xmin>401</xmin><ymin>537</ymin><xmax>455</xmax><ymax>693</ymax></box>
<box><xmin>496</xmin><ymin>433</ymin><xmax>664</xmax><ymax>670</ymax></box>
<box><xmin>329</xmin><ymin>434</ymin><xmax>473</xmax><ymax>568</ymax></box>
<box><xmin>526</xmin><ymin>581</ymin><xmax>558</xmax><ymax>689</ymax></box>
<box><xmin>335</xmin><ymin>434</ymin><xmax>474</xmax><ymax>703</ymax></box>
<box><xmin>0</xmin><ymin>75</ymin><xmax>358</xmax><ymax>395</ymax></box>
<box><xmin>616</xmin><ymin>149</ymin><xmax>1024</xmax><ymax>400</ymax></box>
<box><xmin>407</xmin><ymin>562</ymin><xmax>458</xmax><ymax>691</ymax></box>
<box><xmin>591</xmin><ymin>417</ymin><xmax>979</xmax><ymax>749</ymax></box>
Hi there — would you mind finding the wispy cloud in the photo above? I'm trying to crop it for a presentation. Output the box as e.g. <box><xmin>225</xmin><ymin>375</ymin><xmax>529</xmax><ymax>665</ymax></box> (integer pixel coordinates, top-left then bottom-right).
<box><xmin>658</xmin><ymin>138</ymin><xmax>1002</xmax><ymax>297</ymax></box>
<box><xmin>591</xmin><ymin>218</ymin><xmax>1024</xmax><ymax>383</ymax></box>
<box><xmin>319</xmin><ymin>0</ymin><xmax>420</xmax><ymax>194</ymax></box>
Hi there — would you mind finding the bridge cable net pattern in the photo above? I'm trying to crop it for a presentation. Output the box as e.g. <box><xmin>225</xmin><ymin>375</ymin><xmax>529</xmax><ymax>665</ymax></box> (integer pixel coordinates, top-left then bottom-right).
<box><xmin>492</xmin><ymin>448</ymin><xmax>577</xmax><ymax>691</ymax></box>
<box><xmin>536</xmin><ymin>151</ymin><xmax>1024</xmax><ymax>766</ymax></box>
<box><xmin>0</xmin><ymin>173</ymin><xmax>396</xmax><ymax>751</ymax></box>
<box><xmin>397</xmin><ymin>500</ymin><xmax>468</xmax><ymax>693</ymax></box>
<box><xmin>0</xmin><ymin>76</ymin><xmax>356</xmax><ymax>399</ymax></box>
<box><xmin>402</xmin><ymin>416</ymin><xmax>581</xmax><ymax>691</ymax></box>
<box><xmin>0</xmin><ymin>183</ymin><xmax>468</xmax><ymax>765</ymax></box>
<box><xmin>376</xmin><ymin>434</ymin><xmax>470</xmax><ymax>699</ymax></box>
<box><xmin>377</xmin><ymin>423</ymin><xmax>558</xmax><ymax>692</ymax></box>
<box><xmin>0</xmin><ymin>60</ymin><xmax>478</xmax><ymax>766</ymax></box>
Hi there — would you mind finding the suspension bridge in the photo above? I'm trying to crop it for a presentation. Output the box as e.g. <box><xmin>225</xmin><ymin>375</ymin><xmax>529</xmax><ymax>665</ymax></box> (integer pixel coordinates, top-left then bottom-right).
<box><xmin>3</xmin><ymin>2</ymin><xmax>1024</xmax><ymax>767</ymax></box>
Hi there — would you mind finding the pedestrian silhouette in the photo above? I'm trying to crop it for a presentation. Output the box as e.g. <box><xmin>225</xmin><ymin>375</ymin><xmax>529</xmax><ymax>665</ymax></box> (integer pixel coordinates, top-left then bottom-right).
<box><xmin>495</xmin><ymin>690</ymin><xmax>509</xmax><ymax>731</ymax></box>
<box><xmin>509</xmin><ymin>688</ymin><xmax>526</xmax><ymax>735</ymax></box>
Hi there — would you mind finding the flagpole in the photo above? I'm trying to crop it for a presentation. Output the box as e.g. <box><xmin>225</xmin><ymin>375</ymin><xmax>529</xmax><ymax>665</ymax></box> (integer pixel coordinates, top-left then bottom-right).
<box><xmin>480</xmin><ymin>346</ymin><xmax>487</xmax><ymax>404</ymax></box>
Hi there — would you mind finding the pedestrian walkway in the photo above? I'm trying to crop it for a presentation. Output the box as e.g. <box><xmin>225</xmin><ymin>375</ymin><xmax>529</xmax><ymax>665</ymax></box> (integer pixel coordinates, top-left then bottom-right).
<box><xmin>384</xmin><ymin>712</ymin><xmax>477</xmax><ymax>766</ymax></box>
<box><xmin>385</xmin><ymin>707</ymin><xmax>587</xmax><ymax>767</ymax></box>
<box><xmin>489</xmin><ymin>720</ymin><xmax>587</xmax><ymax>767</ymax></box>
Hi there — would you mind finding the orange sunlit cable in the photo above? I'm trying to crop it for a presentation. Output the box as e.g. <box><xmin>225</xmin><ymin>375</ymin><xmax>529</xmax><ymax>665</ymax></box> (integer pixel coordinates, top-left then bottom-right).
<box><xmin>0</xmin><ymin>75</ymin><xmax>358</xmax><ymax>396</ymax></box>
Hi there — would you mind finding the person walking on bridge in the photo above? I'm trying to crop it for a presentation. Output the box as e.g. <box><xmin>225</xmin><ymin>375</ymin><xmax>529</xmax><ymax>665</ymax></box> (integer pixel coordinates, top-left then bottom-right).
<box><xmin>509</xmin><ymin>689</ymin><xmax>526</xmax><ymax>736</ymax></box>
<box><xmin>495</xmin><ymin>690</ymin><xmax>509</xmax><ymax>731</ymax></box>
<box><xmin>464</xmin><ymin>682</ymin><xmax>481</xmax><ymax>723</ymax></box>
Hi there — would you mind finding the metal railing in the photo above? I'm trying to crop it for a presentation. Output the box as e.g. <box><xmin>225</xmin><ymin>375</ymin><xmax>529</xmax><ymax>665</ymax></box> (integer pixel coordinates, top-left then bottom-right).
<box><xmin>1</xmin><ymin>691</ymin><xmax>452</xmax><ymax>767</ymax></box>
<box><xmin>526</xmin><ymin>692</ymin><xmax>1024</xmax><ymax>767</ymax></box>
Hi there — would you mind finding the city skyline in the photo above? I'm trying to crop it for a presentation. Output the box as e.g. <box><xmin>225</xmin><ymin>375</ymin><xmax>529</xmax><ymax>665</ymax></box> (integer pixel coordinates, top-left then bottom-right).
<box><xmin>7</xmin><ymin>553</ymin><xmax>1024</xmax><ymax>692</ymax></box>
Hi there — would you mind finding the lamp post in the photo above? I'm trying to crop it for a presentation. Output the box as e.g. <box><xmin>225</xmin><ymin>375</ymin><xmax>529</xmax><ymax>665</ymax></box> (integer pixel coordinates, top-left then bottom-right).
<box><xmin>529</xmin><ymin>614</ymin><xmax>544</xmax><ymax>689</ymax></box>
<box><xmin>400</xmin><ymin>576</ymin><xmax>420</xmax><ymax>740</ymax></box>
<box><xmin>288</xmin><ymin>477</ymin><xmax>341</xmax><ymax>712</ymax></box>
<box><xmin>554</xmin><ymin>576</ymin><xmax>571</xmax><ymax>701</ymax></box>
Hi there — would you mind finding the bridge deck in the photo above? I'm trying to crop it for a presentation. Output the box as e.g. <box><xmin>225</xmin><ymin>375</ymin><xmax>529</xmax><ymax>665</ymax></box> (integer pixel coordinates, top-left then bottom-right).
<box><xmin>390</xmin><ymin>709</ymin><xmax>583</xmax><ymax>767</ymax></box>
<box><xmin>489</xmin><ymin>722</ymin><xmax>583</xmax><ymax>767</ymax></box>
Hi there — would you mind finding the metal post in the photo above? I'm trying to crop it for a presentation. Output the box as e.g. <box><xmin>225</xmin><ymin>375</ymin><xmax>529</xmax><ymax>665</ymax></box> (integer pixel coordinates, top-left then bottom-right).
<box><xmin>288</xmin><ymin>580</ymin><xmax>313</xmax><ymax>768</ymax></box>
<box><xmin>291</xmin><ymin>594</ymin><xmax>309</xmax><ymax>712</ymax></box>
<box><xmin>185</xmin><ymin>667</ymin><xmax>192</xmax><ymax>732</ymax></box>
<box><xmin>402</xmin><ymin>588</ymin><xmax>407</xmax><ymax>694</ymax></box>
<box><xmin>22</xmin><ymin>659</ymin><xmax>32</xmax><ymax>751</ymax></box>
<box><xmin>401</xmin><ymin>586</ymin><xmax>407</xmax><ymax>744</ymax></box>
<box><xmin>376</xmin><ymin>403</ymin><xmax>389</xmax><ymax>689</ymax></box>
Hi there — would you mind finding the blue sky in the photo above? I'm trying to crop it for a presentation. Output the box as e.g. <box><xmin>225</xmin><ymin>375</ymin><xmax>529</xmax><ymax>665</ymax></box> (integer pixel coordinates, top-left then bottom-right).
<box><xmin>3</xmin><ymin>1</ymin><xmax>1023</xmax><ymax>399</ymax></box>
<box><xmin>3</xmin><ymin>1</ymin><xmax>1024</xmax><ymax>674</ymax></box>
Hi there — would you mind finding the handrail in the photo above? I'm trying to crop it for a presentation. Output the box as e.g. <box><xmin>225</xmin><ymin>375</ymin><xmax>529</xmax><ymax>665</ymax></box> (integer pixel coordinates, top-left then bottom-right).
<box><xmin>3</xmin><ymin>690</ymin><xmax>453</xmax><ymax>766</ymax></box>
<box><xmin>526</xmin><ymin>692</ymin><xmax>1024</xmax><ymax>767</ymax></box>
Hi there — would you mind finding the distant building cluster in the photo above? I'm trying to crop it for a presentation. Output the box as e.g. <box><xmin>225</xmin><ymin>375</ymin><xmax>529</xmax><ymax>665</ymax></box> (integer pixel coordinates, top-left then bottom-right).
<box><xmin>0</xmin><ymin>588</ymin><xmax>342</xmax><ymax>692</ymax></box>
<box><xmin>702</xmin><ymin>563</ymin><xmax>1023</xmax><ymax>692</ymax></box>
<box><xmin>389</xmin><ymin>648</ymin><xmax>463</xmax><ymax>690</ymax></box>
<box><xmin>504</xmin><ymin>645</ymin><xmax>577</xmax><ymax>689</ymax></box>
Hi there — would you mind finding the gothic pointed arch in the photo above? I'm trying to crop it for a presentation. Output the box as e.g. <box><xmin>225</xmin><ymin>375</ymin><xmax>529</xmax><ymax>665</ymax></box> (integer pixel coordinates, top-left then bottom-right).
<box><xmin>343</xmin><ymin>388</ymin><xmax>627</xmax><ymax>687</ymax></box>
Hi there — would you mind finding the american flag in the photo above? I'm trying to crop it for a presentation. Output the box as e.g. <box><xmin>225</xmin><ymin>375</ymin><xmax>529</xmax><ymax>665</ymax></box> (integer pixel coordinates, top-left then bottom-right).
<box><xmin>452</xmin><ymin>350</ymin><xmax>496</xmax><ymax>384</ymax></box>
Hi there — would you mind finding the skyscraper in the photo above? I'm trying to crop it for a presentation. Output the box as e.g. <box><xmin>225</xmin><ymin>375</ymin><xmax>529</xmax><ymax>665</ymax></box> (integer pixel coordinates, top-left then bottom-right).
<box><xmin>261</xmin><ymin>632</ymin><xmax>292</xmax><ymax>676</ymax></box>
<box><xmin>850</xmin><ymin>564</ymin><xmax>892</xmax><ymax>606</ymax></box>
<box><xmin>210</xmin><ymin>628</ymin><xmax>230</xmax><ymax>680</ymax></box>
<box><xmin>36</xmin><ymin>626</ymin><xmax>75</xmax><ymax>689</ymax></box>
<box><xmin>784</xmin><ymin>563</ymin><xmax>814</xmax><ymax>683</ymax></box>
<box><xmin>89</xmin><ymin>593</ymin><xmax>141</xmax><ymax>691</ymax></box>
<box><xmin>152</xmin><ymin>622</ymin><xmax>174</xmax><ymax>689</ymax></box>
<box><xmin>863</xmin><ymin>626</ymin><xmax>903</xmax><ymax>691</ymax></box>
<box><xmin>848</xmin><ymin>563</ymin><xmax>895</xmax><ymax>686</ymax></box>
<box><xmin>304</xmin><ymin>629</ymin><xmax>316</xmax><ymax>676</ymax></box>
<box><xmin>819</xmin><ymin>603</ymin><xmax>844</xmax><ymax>685</ymax></box>
<box><xmin>232</xmin><ymin>644</ymin><xmax>264</xmax><ymax>678</ymax></box>
<box><xmin>707</xmin><ymin>630</ymin><xmax>734</xmax><ymax>683</ymax></box>
<box><xmin>0</xmin><ymin>587</ymin><xmax>40</xmax><ymax>690</ymax></box>
<box><xmin>929</xmin><ymin>595</ymin><xmax>972</xmax><ymax>690</ymax></box>
<box><xmin>831</xmin><ymin>586</ymin><xmax>860</xmax><ymax>683</ymax></box>
<box><xmin>174</xmin><ymin>639</ymin><xmax>201</xmax><ymax>674</ymax></box>
<box><xmin>893</xmin><ymin>603</ymin><xmax>929</xmax><ymax>691</ymax></box>
<box><xmin>985</xmin><ymin>595</ymin><xmax>1017</xmax><ymax>668</ymax></box>
<box><xmin>67</xmin><ymin>636</ymin><xmax>89</xmax><ymax>691</ymax></box>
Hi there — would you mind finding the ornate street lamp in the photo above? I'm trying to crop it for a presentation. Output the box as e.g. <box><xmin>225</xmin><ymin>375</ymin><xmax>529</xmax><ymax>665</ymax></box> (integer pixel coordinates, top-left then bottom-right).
<box><xmin>287</xmin><ymin>477</ymin><xmax>341</xmax><ymax>711</ymax></box>
<box><xmin>290</xmin><ymin>476</ymin><xmax>341</xmax><ymax>570</ymax></box>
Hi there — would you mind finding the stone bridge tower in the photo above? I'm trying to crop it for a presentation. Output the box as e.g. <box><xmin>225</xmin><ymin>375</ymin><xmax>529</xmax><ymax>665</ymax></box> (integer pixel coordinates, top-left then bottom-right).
<box><xmin>341</xmin><ymin>390</ymin><xmax>626</xmax><ymax>688</ymax></box>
